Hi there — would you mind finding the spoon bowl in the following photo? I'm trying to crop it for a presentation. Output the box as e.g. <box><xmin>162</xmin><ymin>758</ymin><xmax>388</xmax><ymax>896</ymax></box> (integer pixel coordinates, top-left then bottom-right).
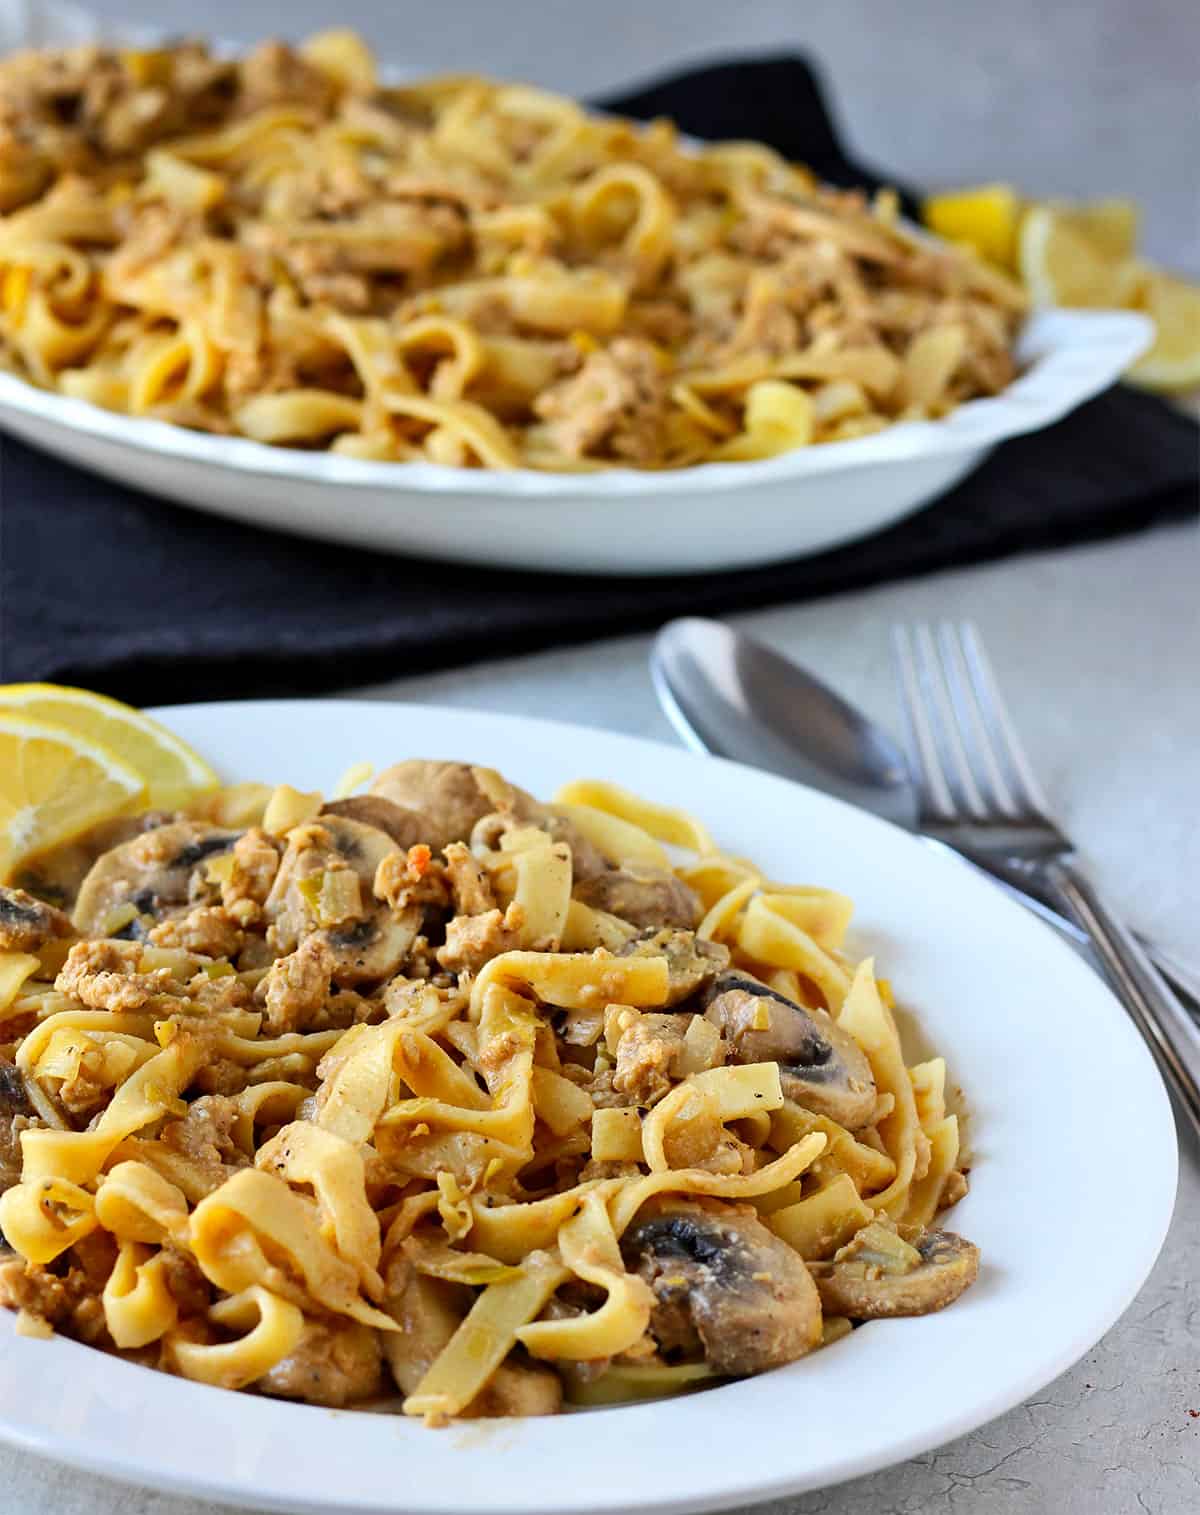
<box><xmin>651</xmin><ymin>617</ymin><xmax>917</xmax><ymax>828</ymax></box>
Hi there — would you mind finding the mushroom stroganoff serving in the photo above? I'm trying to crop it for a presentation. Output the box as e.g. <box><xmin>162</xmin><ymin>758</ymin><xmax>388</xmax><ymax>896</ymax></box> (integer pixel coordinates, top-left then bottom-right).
<box><xmin>0</xmin><ymin>30</ymin><xmax>1025</xmax><ymax>470</ymax></box>
<box><xmin>0</xmin><ymin>759</ymin><xmax>977</xmax><ymax>1421</ymax></box>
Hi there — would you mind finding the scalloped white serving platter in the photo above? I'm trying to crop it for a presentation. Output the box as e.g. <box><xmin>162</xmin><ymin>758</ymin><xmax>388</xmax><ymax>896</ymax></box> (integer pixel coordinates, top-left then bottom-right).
<box><xmin>0</xmin><ymin>2</ymin><xmax>1153</xmax><ymax>571</ymax></box>
<box><xmin>0</xmin><ymin>5</ymin><xmax>1153</xmax><ymax>573</ymax></box>
<box><xmin>0</xmin><ymin>309</ymin><xmax>1151</xmax><ymax>573</ymax></box>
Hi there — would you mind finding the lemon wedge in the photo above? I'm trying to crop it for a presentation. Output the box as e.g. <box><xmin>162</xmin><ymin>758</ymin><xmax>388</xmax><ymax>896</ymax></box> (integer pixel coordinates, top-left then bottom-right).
<box><xmin>1018</xmin><ymin>205</ymin><xmax>1147</xmax><ymax>309</ymax></box>
<box><xmin>0</xmin><ymin>712</ymin><xmax>146</xmax><ymax>884</ymax></box>
<box><xmin>1127</xmin><ymin>271</ymin><xmax>1200</xmax><ymax>393</ymax></box>
<box><xmin>924</xmin><ymin>184</ymin><xmax>1021</xmax><ymax>270</ymax></box>
<box><xmin>0</xmin><ymin>684</ymin><xmax>218</xmax><ymax>811</ymax></box>
<box><xmin>1048</xmin><ymin>198</ymin><xmax>1139</xmax><ymax>262</ymax></box>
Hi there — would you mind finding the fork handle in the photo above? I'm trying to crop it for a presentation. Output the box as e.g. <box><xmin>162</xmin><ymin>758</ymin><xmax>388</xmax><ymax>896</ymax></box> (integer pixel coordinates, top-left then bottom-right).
<box><xmin>1045</xmin><ymin>858</ymin><xmax>1200</xmax><ymax>1137</ymax></box>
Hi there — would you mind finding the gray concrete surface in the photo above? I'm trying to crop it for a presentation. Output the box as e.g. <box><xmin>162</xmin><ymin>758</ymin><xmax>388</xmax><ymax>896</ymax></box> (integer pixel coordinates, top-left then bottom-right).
<box><xmin>3</xmin><ymin>0</ymin><xmax>1198</xmax><ymax>1508</ymax></box>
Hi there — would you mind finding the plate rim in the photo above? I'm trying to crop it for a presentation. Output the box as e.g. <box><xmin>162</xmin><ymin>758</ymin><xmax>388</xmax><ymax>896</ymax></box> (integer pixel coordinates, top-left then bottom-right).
<box><xmin>0</xmin><ymin>699</ymin><xmax>1178</xmax><ymax>1515</ymax></box>
<box><xmin>0</xmin><ymin>309</ymin><xmax>1150</xmax><ymax>500</ymax></box>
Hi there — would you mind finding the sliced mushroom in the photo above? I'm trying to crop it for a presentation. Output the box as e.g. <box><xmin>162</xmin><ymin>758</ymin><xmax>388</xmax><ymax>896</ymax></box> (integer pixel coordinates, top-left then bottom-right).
<box><xmin>72</xmin><ymin>822</ymin><xmax>242</xmax><ymax>937</ymax></box>
<box><xmin>811</xmin><ymin>1223</ymin><xmax>979</xmax><ymax>1318</ymax></box>
<box><xmin>0</xmin><ymin>1060</ymin><xmax>35</xmax><ymax>1199</ymax></box>
<box><xmin>267</xmin><ymin>814</ymin><xmax>394</xmax><ymax>917</ymax></box>
<box><xmin>322</xmin><ymin>911</ymin><xmax>422</xmax><ymax>986</ymax></box>
<box><xmin>16</xmin><ymin>809</ymin><xmax>180</xmax><ymax>911</ymax></box>
<box><xmin>621</xmin><ymin>1198</ymin><xmax>822</xmax><ymax>1375</ymax></box>
<box><xmin>320</xmin><ymin>795</ymin><xmax>432</xmax><ymax>851</ymax></box>
<box><xmin>703</xmin><ymin>972</ymin><xmax>876</xmax><ymax>1130</ymax></box>
<box><xmin>573</xmin><ymin>866</ymin><xmax>702</xmax><ymax>931</ymax></box>
<box><xmin>265</xmin><ymin>814</ymin><xmax>420</xmax><ymax>986</ymax></box>
<box><xmin>0</xmin><ymin>886</ymin><xmax>71</xmax><ymax>953</ymax></box>
<box><xmin>371</xmin><ymin>761</ymin><xmax>526</xmax><ymax>851</ymax></box>
<box><xmin>371</xmin><ymin>758</ymin><xmax>610</xmax><ymax>880</ymax></box>
<box><xmin>617</xmin><ymin>927</ymin><xmax>730</xmax><ymax>1006</ymax></box>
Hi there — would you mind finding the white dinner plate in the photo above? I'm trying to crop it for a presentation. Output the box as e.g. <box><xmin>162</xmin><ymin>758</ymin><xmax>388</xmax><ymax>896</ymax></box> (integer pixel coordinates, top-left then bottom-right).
<box><xmin>0</xmin><ymin>310</ymin><xmax>1151</xmax><ymax>574</ymax></box>
<box><xmin>0</xmin><ymin>700</ymin><xmax>1177</xmax><ymax>1513</ymax></box>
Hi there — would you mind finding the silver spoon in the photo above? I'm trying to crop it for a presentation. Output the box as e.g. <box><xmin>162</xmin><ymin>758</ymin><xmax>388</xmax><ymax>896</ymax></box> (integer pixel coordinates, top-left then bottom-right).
<box><xmin>651</xmin><ymin>616</ymin><xmax>1200</xmax><ymax>1010</ymax></box>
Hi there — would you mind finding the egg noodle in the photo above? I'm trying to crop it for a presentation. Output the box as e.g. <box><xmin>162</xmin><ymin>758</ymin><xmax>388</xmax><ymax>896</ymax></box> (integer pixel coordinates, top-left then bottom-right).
<box><xmin>0</xmin><ymin>31</ymin><xmax>1026</xmax><ymax>470</ymax></box>
<box><xmin>0</xmin><ymin>757</ymin><xmax>977</xmax><ymax>1420</ymax></box>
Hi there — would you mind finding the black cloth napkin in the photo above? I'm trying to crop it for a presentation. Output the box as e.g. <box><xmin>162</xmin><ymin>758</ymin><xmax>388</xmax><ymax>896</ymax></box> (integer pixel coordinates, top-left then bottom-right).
<box><xmin>1</xmin><ymin>56</ymin><xmax>1196</xmax><ymax>704</ymax></box>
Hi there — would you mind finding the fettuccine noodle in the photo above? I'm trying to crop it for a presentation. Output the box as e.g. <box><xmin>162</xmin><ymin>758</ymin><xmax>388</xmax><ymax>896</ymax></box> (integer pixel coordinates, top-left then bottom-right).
<box><xmin>0</xmin><ymin>31</ymin><xmax>1025</xmax><ymax>470</ymax></box>
<box><xmin>0</xmin><ymin>753</ymin><xmax>977</xmax><ymax>1421</ymax></box>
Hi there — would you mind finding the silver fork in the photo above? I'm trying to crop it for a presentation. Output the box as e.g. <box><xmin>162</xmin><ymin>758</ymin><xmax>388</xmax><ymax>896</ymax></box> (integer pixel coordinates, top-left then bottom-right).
<box><xmin>893</xmin><ymin>619</ymin><xmax>1200</xmax><ymax>1138</ymax></box>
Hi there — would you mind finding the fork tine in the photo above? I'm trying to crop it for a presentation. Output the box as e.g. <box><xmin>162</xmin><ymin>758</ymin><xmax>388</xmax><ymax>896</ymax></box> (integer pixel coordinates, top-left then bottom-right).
<box><xmin>935</xmin><ymin>621</ymin><xmax>1020</xmax><ymax>818</ymax></box>
<box><xmin>891</xmin><ymin>624</ymin><xmax>956</xmax><ymax>818</ymax></box>
<box><xmin>912</xmin><ymin>622</ymin><xmax>990</xmax><ymax>818</ymax></box>
<box><xmin>958</xmin><ymin>621</ymin><xmax>1053</xmax><ymax>819</ymax></box>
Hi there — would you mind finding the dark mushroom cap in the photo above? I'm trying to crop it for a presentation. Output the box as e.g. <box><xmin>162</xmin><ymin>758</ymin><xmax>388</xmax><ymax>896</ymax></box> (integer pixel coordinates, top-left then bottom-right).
<box><xmin>621</xmin><ymin>1198</ymin><xmax>822</xmax><ymax>1375</ymax></box>
<box><xmin>72</xmin><ymin>821</ymin><xmax>241</xmax><ymax>937</ymax></box>
<box><xmin>703</xmin><ymin>971</ymin><xmax>876</xmax><ymax>1130</ymax></box>
<box><xmin>811</xmin><ymin>1227</ymin><xmax>979</xmax><ymax>1318</ymax></box>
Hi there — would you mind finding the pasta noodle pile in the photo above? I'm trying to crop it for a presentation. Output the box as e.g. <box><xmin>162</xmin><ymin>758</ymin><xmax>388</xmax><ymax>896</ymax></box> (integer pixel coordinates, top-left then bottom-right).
<box><xmin>0</xmin><ymin>759</ymin><xmax>977</xmax><ymax>1419</ymax></box>
<box><xmin>0</xmin><ymin>31</ymin><xmax>1026</xmax><ymax>469</ymax></box>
